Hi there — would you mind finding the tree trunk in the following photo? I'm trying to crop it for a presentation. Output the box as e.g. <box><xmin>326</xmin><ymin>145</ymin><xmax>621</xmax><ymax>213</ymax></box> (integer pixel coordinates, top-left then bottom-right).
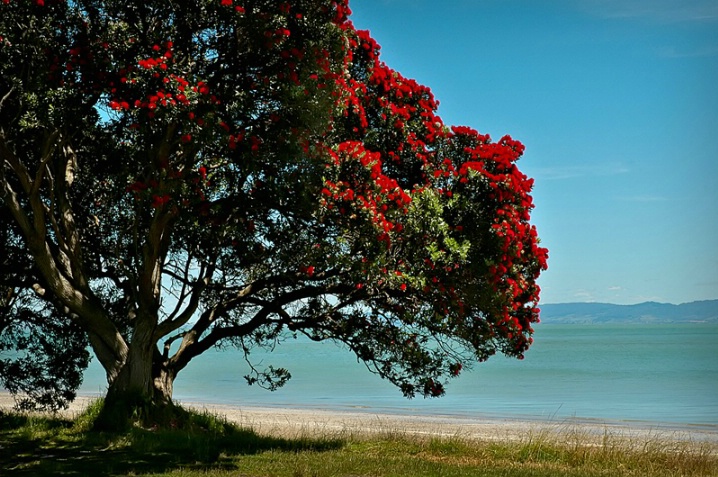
<box><xmin>95</xmin><ymin>343</ymin><xmax>177</xmax><ymax>430</ymax></box>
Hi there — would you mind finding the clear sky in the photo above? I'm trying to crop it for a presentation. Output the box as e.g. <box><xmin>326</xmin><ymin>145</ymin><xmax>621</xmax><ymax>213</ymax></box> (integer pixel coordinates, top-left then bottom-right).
<box><xmin>348</xmin><ymin>0</ymin><xmax>718</xmax><ymax>305</ymax></box>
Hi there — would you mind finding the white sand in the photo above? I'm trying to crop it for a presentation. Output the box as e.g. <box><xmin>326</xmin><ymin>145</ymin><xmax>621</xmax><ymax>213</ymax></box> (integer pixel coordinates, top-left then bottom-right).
<box><xmin>2</xmin><ymin>392</ymin><xmax>717</xmax><ymax>449</ymax></box>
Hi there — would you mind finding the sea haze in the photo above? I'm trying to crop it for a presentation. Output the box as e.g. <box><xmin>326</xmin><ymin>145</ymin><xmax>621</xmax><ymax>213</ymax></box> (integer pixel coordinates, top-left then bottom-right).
<box><xmin>77</xmin><ymin>319</ymin><xmax>718</xmax><ymax>428</ymax></box>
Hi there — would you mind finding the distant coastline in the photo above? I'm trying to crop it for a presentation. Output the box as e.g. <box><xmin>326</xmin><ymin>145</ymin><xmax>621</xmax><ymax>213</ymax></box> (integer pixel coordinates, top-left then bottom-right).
<box><xmin>539</xmin><ymin>299</ymin><xmax>718</xmax><ymax>324</ymax></box>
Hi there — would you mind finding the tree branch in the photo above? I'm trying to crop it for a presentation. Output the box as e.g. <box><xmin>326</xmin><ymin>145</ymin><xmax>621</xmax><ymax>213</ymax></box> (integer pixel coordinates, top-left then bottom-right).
<box><xmin>154</xmin><ymin>254</ymin><xmax>217</xmax><ymax>341</ymax></box>
<box><xmin>1</xmin><ymin>132</ymin><xmax>34</xmax><ymax>199</ymax></box>
<box><xmin>1</xmin><ymin>133</ymin><xmax>128</xmax><ymax>379</ymax></box>
<box><xmin>135</xmin><ymin>122</ymin><xmax>181</xmax><ymax>349</ymax></box>
<box><xmin>0</xmin><ymin>86</ymin><xmax>14</xmax><ymax>113</ymax></box>
<box><xmin>56</xmin><ymin>138</ymin><xmax>88</xmax><ymax>290</ymax></box>
<box><xmin>30</xmin><ymin>130</ymin><xmax>60</xmax><ymax>196</ymax></box>
<box><xmin>167</xmin><ymin>280</ymin><xmax>358</xmax><ymax>374</ymax></box>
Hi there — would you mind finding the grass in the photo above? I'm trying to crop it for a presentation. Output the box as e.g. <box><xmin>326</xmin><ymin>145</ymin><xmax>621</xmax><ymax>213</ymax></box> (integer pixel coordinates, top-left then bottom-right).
<box><xmin>1</xmin><ymin>400</ymin><xmax>716</xmax><ymax>477</ymax></box>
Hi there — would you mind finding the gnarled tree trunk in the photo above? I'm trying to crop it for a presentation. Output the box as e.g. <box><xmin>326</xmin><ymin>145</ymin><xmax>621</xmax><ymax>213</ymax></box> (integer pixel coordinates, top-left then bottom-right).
<box><xmin>95</xmin><ymin>318</ymin><xmax>178</xmax><ymax>430</ymax></box>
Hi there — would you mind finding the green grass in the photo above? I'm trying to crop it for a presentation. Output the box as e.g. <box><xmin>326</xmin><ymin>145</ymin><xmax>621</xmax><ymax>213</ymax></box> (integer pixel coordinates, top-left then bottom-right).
<box><xmin>1</xmin><ymin>400</ymin><xmax>716</xmax><ymax>477</ymax></box>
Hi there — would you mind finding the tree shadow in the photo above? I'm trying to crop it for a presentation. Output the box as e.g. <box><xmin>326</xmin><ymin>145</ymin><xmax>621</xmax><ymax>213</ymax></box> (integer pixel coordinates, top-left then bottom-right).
<box><xmin>0</xmin><ymin>411</ymin><xmax>344</xmax><ymax>476</ymax></box>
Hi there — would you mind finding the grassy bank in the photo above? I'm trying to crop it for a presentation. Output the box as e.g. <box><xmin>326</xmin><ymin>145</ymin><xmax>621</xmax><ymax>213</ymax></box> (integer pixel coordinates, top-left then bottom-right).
<box><xmin>1</xmin><ymin>401</ymin><xmax>716</xmax><ymax>477</ymax></box>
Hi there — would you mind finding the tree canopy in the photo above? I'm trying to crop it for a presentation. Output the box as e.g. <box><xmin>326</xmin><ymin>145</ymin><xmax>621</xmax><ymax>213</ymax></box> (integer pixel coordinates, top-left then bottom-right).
<box><xmin>1</xmin><ymin>0</ymin><xmax>548</xmax><ymax>413</ymax></box>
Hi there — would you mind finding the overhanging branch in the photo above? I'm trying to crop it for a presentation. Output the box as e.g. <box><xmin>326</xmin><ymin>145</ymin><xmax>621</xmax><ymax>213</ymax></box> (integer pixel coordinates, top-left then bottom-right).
<box><xmin>166</xmin><ymin>280</ymin><xmax>357</xmax><ymax>372</ymax></box>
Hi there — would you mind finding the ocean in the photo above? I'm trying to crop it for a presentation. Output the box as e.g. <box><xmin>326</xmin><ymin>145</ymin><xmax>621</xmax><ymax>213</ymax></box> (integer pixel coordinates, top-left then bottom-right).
<box><xmin>78</xmin><ymin>323</ymin><xmax>718</xmax><ymax>427</ymax></box>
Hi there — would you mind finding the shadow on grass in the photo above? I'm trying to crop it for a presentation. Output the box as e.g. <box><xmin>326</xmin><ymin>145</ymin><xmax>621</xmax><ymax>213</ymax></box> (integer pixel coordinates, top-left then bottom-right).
<box><xmin>0</xmin><ymin>410</ymin><xmax>344</xmax><ymax>476</ymax></box>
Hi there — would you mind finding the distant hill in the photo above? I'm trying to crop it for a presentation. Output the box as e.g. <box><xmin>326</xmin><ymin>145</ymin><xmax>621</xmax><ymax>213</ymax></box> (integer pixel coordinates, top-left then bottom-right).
<box><xmin>538</xmin><ymin>300</ymin><xmax>718</xmax><ymax>324</ymax></box>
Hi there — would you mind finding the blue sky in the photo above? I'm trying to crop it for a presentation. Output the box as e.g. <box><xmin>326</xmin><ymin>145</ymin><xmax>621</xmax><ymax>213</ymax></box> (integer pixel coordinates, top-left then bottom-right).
<box><xmin>348</xmin><ymin>0</ymin><xmax>718</xmax><ymax>305</ymax></box>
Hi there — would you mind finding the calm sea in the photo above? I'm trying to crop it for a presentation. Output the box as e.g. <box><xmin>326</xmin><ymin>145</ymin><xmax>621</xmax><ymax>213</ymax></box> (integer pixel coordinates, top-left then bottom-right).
<box><xmin>78</xmin><ymin>324</ymin><xmax>718</xmax><ymax>427</ymax></box>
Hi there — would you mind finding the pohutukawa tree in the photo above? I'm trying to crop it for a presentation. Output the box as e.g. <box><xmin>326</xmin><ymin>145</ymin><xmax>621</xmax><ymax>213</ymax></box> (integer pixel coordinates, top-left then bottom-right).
<box><xmin>1</xmin><ymin>0</ymin><xmax>547</xmax><ymax>415</ymax></box>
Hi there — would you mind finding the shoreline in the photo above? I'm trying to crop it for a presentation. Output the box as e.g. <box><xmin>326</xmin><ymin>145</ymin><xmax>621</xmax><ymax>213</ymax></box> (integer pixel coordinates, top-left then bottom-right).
<box><xmin>175</xmin><ymin>398</ymin><xmax>718</xmax><ymax>434</ymax></box>
<box><xmin>2</xmin><ymin>391</ymin><xmax>717</xmax><ymax>447</ymax></box>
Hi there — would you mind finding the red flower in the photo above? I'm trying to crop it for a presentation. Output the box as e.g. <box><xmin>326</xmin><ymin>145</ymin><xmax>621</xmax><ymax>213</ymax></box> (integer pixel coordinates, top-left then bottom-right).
<box><xmin>299</xmin><ymin>265</ymin><xmax>315</xmax><ymax>277</ymax></box>
<box><xmin>197</xmin><ymin>82</ymin><xmax>210</xmax><ymax>95</ymax></box>
<box><xmin>126</xmin><ymin>181</ymin><xmax>148</xmax><ymax>193</ymax></box>
<box><xmin>221</xmin><ymin>0</ymin><xmax>232</xmax><ymax>5</ymax></box>
<box><xmin>449</xmin><ymin>363</ymin><xmax>463</xmax><ymax>376</ymax></box>
<box><xmin>151</xmin><ymin>194</ymin><xmax>171</xmax><ymax>208</ymax></box>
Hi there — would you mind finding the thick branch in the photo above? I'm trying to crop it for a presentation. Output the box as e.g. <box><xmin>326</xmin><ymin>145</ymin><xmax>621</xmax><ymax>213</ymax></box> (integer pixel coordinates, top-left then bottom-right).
<box><xmin>55</xmin><ymin>138</ymin><xmax>88</xmax><ymax>290</ymax></box>
<box><xmin>167</xmin><ymin>305</ymin><xmax>274</xmax><ymax>373</ymax></box>
<box><xmin>30</xmin><ymin>130</ymin><xmax>60</xmax><ymax>197</ymax></box>
<box><xmin>168</xmin><ymin>281</ymin><xmax>358</xmax><ymax>374</ymax></box>
<box><xmin>1</xmin><ymin>134</ymin><xmax>128</xmax><ymax>379</ymax></box>
<box><xmin>134</xmin><ymin>123</ymin><xmax>180</xmax><ymax>345</ymax></box>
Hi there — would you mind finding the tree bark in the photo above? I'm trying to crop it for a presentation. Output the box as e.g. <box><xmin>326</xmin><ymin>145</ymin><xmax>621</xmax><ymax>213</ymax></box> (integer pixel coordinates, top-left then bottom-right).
<box><xmin>94</xmin><ymin>307</ymin><xmax>178</xmax><ymax>430</ymax></box>
<box><xmin>96</xmin><ymin>349</ymin><xmax>176</xmax><ymax>430</ymax></box>
<box><xmin>104</xmin><ymin>357</ymin><xmax>174</xmax><ymax>403</ymax></box>
<box><xmin>105</xmin><ymin>314</ymin><xmax>173</xmax><ymax>402</ymax></box>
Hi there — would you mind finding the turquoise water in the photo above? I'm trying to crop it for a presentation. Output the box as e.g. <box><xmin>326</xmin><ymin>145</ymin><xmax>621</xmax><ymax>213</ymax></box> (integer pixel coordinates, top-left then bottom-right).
<box><xmin>78</xmin><ymin>324</ymin><xmax>718</xmax><ymax>426</ymax></box>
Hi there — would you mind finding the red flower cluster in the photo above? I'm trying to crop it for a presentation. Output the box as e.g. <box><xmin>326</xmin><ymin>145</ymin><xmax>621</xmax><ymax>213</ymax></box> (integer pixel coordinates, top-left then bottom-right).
<box><xmin>314</xmin><ymin>19</ymin><xmax>548</xmax><ymax>359</ymax></box>
<box><xmin>322</xmin><ymin>141</ymin><xmax>412</xmax><ymax>246</ymax></box>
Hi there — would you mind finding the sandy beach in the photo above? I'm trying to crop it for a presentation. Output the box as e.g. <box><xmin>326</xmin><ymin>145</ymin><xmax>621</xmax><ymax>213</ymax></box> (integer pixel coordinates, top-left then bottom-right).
<box><xmin>2</xmin><ymin>391</ymin><xmax>717</xmax><ymax>450</ymax></box>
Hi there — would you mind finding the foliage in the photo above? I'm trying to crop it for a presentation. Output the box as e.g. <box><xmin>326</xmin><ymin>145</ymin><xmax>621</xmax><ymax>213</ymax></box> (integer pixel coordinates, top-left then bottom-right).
<box><xmin>0</xmin><ymin>0</ymin><xmax>547</xmax><ymax>412</ymax></box>
<box><xmin>1</xmin><ymin>219</ymin><xmax>90</xmax><ymax>410</ymax></box>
